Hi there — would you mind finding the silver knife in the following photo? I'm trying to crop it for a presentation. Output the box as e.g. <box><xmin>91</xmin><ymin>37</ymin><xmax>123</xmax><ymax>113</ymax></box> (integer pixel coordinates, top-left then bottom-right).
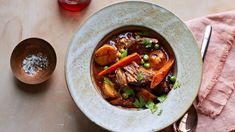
<box><xmin>201</xmin><ymin>25</ymin><xmax>212</xmax><ymax>60</ymax></box>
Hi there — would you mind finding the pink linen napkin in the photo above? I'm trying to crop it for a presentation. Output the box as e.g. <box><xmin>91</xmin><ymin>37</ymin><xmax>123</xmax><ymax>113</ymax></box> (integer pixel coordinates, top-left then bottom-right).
<box><xmin>186</xmin><ymin>11</ymin><xmax>235</xmax><ymax>118</ymax></box>
<box><xmin>186</xmin><ymin>11</ymin><xmax>235</xmax><ymax>119</ymax></box>
<box><xmin>184</xmin><ymin>11</ymin><xmax>235</xmax><ymax>131</ymax></box>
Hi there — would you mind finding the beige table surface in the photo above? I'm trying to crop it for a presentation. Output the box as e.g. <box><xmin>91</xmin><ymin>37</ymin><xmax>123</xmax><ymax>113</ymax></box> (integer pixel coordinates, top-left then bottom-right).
<box><xmin>0</xmin><ymin>0</ymin><xmax>235</xmax><ymax>132</ymax></box>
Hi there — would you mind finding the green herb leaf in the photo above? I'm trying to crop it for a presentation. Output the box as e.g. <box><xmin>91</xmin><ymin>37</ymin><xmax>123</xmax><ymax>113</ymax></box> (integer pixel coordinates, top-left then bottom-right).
<box><xmin>120</xmin><ymin>49</ymin><xmax>128</xmax><ymax>59</ymax></box>
<box><xmin>157</xmin><ymin>109</ymin><xmax>163</xmax><ymax>116</ymax></box>
<box><xmin>157</xmin><ymin>94</ymin><xmax>167</xmax><ymax>103</ymax></box>
<box><xmin>145</xmin><ymin>100</ymin><xmax>158</xmax><ymax>113</ymax></box>
<box><xmin>173</xmin><ymin>80</ymin><xmax>181</xmax><ymax>90</ymax></box>
<box><xmin>139</xmin><ymin>96</ymin><xmax>145</xmax><ymax>107</ymax></box>
<box><xmin>143</xmin><ymin>39</ymin><xmax>152</xmax><ymax>48</ymax></box>
<box><xmin>133</xmin><ymin>97</ymin><xmax>159</xmax><ymax>114</ymax></box>
<box><xmin>133</xmin><ymin>96</ymin><xmax>145</xmax><ymax>108</ymax></box>
<box><xmin>133</xmin><ymin>99</ymin><xmax>141</xmax><ymax>107</ymax></box>
<box><xmin>103</xmin><ymin>77</ymin><xmax>113</xmax><ymax>86</ymax></box>
<box><xmin>123</xmin><ymin>87</ymin><xmax>135</xmax><ymax>96</ymax></box>
<box><xmin>137</xmin><ymin>72</ymin><xmax>144</xmax><ymax>81</ymax></box>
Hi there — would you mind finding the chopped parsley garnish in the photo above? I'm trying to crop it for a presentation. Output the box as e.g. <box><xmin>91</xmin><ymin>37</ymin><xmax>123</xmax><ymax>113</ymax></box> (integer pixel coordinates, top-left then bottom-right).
<box><xmin>157</xmin><ymin>94</ymin><xmax>167</xmax><ymax>103</ymax></box>
<box><xmin>133</xmin><ymin>96</ymin><xmax>145</xmax><ymax>108</ymax></box>
<box><xmin>145</xmin><ymin>100</ymin><xmax>158</xmax><ymax>113</ymax></box>
<box><xmin>133</xmin><ymin>97</ymin><xmax>158</xmax><ymax>113</ymax></box>
<box><xmin>143</xmin><ymin>39</ymin><xmax>152</xmax><ymax>48</ymax></box>
<box><xmin>123</xmin><ymin>87</ymin><xmax>135</xmax><ymax>96</ymax></box>
<box><xmin>103</xmin><ymin>77</ymin><xmax>113</xmax><ymax>85</ymax></box>
<box><xmin>137</xmin><ymin>72</ymin><xmax>144</xmax><ymax>81</ymax></box>
<box><xmin>157</xmin><ymin>109</ymin><xmax>163</xmax><ymax>116</ymax></box>
<box><xmin>120</xmin><ymin>49</ymin><xmax>128</xmax><ymax>59</ymax></box>
<box><xmin>122</xmin><ymin>88</ymin><xmax>134</xmax><ymax>99</ymax></box>
<box><xmin>173</xmin><ymin>80</ymin><xmax>181</xmax><ymax>90</ymax></box>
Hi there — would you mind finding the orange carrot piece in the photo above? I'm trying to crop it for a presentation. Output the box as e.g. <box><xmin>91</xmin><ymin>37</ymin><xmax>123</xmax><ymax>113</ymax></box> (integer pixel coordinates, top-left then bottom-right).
<box><xmin>98</xmin><ymin>53</ymin><xmax>141</xmax><ymax>76</ymax></box>
<box><xmin>150</xmin><ymin>58</ymin><xmax>175</xmax><ymax>89</ymax></box>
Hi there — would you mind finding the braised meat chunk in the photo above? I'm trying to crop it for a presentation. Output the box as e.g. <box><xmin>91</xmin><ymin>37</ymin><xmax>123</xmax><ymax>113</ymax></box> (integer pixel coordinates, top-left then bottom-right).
<box><xmin>115</xmin><ymin>68</ymin><xmax>127</xmax><ymax>87</ymax></box>
<box><xmin>123</xmin><ymin>62</ymin><xmax>154</xmax><ymax>85</ymax></box>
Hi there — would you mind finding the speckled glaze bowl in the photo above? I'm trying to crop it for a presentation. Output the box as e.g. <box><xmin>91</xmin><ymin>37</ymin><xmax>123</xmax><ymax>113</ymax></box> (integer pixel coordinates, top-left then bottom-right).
<box><xmin>65</xmin><ymin>1</ymin><xmax>202</xmax><ymax>132</ymax></box>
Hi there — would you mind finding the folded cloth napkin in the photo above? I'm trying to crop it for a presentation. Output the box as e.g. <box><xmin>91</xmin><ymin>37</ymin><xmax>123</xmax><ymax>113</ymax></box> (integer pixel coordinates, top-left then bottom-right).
<box><xmin>186</xmin><ymin>11</ymin><xmax>235</xmax><ymax>119</ymax></box>
<box><xmin>185</xmin><ymin>11</ymin><xmax>235</xmax><ymax>131</ymax></box>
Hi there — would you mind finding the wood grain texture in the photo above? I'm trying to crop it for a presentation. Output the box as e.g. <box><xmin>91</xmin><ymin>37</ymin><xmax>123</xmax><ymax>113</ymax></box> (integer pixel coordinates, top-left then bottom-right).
<box><xmin>0</xmin><ymin>0</ymin><xmax>234</xmax><ymax>132</ymax></box>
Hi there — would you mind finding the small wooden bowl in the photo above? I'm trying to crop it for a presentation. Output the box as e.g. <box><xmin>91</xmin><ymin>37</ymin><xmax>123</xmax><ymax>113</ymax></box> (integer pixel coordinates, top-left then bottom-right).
<box><xmin>10</xmin><ymin>38</ymin><xmax>57</xmax><ymax>84</ymax></box>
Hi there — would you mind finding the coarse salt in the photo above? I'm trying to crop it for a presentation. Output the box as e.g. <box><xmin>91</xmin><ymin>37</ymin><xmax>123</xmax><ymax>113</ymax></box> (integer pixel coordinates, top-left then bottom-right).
<box><xmin>22</xmin><ymin>53</ymin><xmax>48</xmax><ymax>76</ymax></box>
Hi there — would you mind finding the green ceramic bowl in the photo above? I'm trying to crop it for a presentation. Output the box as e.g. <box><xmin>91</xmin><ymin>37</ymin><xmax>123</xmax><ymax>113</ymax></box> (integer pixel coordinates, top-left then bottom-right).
<box><xmin>65</xmin><ymin>1</ymin><xmax>202</xmax><ymax>131</ymax></box>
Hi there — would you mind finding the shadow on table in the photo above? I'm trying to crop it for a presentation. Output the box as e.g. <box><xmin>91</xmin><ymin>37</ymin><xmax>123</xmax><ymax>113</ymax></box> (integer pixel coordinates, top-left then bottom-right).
<box><xmin>76</xmin><ymin>112</ymin><xmax>109</xmax><ymax>132</ymax></box>
<box><xmin>69</xmin><ymin>98</ymin><xmax>108</xmax><ymax>132</ymax></box>
<box><xmin>13</xmin><ymin>77</ymin><xmax>51</xmax><ymax>94</ymax></box>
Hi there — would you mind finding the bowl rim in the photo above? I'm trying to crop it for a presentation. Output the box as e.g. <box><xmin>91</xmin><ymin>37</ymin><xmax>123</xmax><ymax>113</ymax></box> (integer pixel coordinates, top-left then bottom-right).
<box><xmin>65</xmin><ymin>1</ymin><xmax>202</xmax><ymax>131</ymax></box>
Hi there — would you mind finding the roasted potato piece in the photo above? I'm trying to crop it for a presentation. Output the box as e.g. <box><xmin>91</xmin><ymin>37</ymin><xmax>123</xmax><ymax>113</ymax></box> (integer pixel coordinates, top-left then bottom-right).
<box><xmin>102</xmin><ymin>77</ymin><xmax>120</xmax><ymax>99</ymax></box>
<box><xmin>137</xmin><ymin>88</ymin><xmax>156</xmax><ymax>101</ymax></box>
<box><xmin>149</xmin><ymin>50</ymin><xmax>167</xmax><ymax>70</ymax></box>
<box><xmin>94</xmin><ymin>45</ymin><xmax>117</xmax><ymax>66</ymax></box>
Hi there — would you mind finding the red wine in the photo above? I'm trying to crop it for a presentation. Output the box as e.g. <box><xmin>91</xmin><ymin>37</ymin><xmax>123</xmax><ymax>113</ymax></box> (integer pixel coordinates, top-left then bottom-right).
<box><xmin>58</xmin><ymin>0</ymin><xmax>91</xmax><ymax>12</ymax></box>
